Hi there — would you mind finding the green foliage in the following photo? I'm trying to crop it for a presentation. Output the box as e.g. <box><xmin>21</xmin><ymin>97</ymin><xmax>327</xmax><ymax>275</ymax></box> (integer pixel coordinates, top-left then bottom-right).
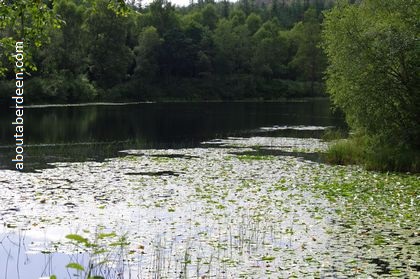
<box><xmin>322</xmin><ymin>0</ymin><xmax>420</xmax><ymax>155</ymax></box>
<box><xmin>251</xmin><ymin>20</ymin><xmax>288</xmax><ymax>79</ymax></box>
<box><xmin>324</xmin><ymin>137</ymin><xmax>366</xmax><ymax>166</ymax></box>
<box><xmin>261</xmin><ymin>255</ymin><xmax>276</xmax><ymax>262</ymax></box>
<box><xmin>62</xmin><ymin>230</ymin><xmax>129</xmax><ymax>279</ymax></box>
<box><xmin>47</xmin><ymin>0</ymin><xmax>87</xmax><ymax>75</ymax></box>
<box><xmin>213</xmin><ymin>19</ymin><xmax>252</xmax><ymax>75</ymax></box>
<box><xmin>245</xmin><ymin>13</ymin><xmax>262</xmax><ymax>35</ymax></box>
<box><xmin>0</xmin><ymin>0</ymin><xmax>332</xmax><ymax>102</ymax></box>
<box><xmin>134</xmin><ymin>26</ymin><xmax>163</xmax><ymax>79</ymax></box>
<box><xmin>26</xmin><ymin>73</ymin><xmax>97</xmax><ymax>104</ymax></box>
<box><xmin>66</xmin><ymin>234</ymin><xmax>89</xmax><ymax>244</ymax></box>
<box><xmin>313</xmin><ymin>172</ymin><xmax>419</xmax><ymax>227</ymax></box>
<box><xmin>66</xmin><ymin>262</ymin><xmax>85</xmax><ymax>271</ymax></box>
<box><xmin>364</xmin><ymin>142</ymin><xmax>420</xmax><ymax>172</ymax></box>
<box><xmin>0</xmin><ymin>0</ymin><xmax>61</xmax><ymax>75</ymax></box>
<box><xmin>201</xmin><ymin>4</ymin><xmax>218</xmax><ymax>30</ymax></box>
<box><xmin>147</xmin><ymin>0</ymin><xmax>179</xmax><ymax>33</ymax></box>
<box><xmin>229</xmin><ymin>9</ymin><xmax>246</xmax><ymax>26</ymax></box>
<box><xmin>322</xmin><ymin>128</ymin><xmax>347</xmax><ymax>141</ymax></box>
<box><xmin>322</xmin><ymin>0</ymin><xmax>420</xmax><ymax>172</ymax></box>
<box><xmin>290</xmin><ymin>8</ymin><xmax>325</xmax><ymax>95</ymax></box>
<box><xmin>325</xmin><ymin>136</ymin><xmax>420</xmax><ymax>172</ymax></box>
<box><xmin>86</xmin><ymin>0</ymin><xmax>135</xmax><ymax>89</ymax></box>
<box><xmin>237</xmin><ymin>154</ymin><xmax>275</xmax><ymax>161</ymax></box>
<box><xmin>0</xmin><ymin>79</ymin><xmax>14</xmax><ymax>104</ymax></box>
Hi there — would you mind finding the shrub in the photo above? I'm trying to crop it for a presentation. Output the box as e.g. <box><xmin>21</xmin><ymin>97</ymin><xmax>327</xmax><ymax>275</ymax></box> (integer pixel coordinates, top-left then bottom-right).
<box><xmin>325</xmin><ymin>135</ymin><xmax>420</xmax><ymax>173</ymax></box>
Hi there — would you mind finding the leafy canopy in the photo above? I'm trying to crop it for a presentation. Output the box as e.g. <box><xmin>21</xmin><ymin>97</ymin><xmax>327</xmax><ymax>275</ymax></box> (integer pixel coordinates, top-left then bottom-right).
<box><xmin>322</xmin><ymin>0</ymin><xmax>419</xmax><ymax>149</ymax></box>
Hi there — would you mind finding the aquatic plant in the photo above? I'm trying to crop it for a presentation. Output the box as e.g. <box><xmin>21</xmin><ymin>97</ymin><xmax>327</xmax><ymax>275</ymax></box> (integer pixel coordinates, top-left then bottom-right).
<box><xmin>0</xmin><ymin>131</ymin><xmax>418</xmax><ymax>278</ymax></box>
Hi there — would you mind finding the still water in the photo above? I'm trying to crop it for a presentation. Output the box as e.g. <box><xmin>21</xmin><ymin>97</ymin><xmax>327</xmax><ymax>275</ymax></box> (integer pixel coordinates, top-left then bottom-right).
<box><xmin>0</xmin><ymin>100</ymin><xmax>344</xmax><ymax>171</ymax></box>
<box><xmin>0</xmin><ymin>99</ymin><xmax>347</xmax><ymax>279</ymax></box>
<box><xmin>1</xmin><ymin>100</ymin><xmax>416</xmax><ymax>278</ymax></box>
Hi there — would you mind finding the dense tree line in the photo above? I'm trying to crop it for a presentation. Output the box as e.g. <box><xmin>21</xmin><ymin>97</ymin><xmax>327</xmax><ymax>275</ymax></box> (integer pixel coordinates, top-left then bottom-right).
<box><xmin>0</xmin><ymin>0</ymin><xmax>332</xmax><ymax>103</ymax></box>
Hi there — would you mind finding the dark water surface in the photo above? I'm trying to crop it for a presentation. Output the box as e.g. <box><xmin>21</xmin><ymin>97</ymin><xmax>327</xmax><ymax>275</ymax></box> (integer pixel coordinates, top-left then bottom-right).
<box><xmin>0</xmin><ymin>100</ymin><xmax>345</xmax><ymax>171</ymax></box>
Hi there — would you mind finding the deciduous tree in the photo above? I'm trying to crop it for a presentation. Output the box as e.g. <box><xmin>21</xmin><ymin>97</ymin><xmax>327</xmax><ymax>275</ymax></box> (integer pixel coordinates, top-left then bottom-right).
<box><xmin>323</xmin><ymin>0</ymin><xmax>419</xmax><ymax>152</ymax></box>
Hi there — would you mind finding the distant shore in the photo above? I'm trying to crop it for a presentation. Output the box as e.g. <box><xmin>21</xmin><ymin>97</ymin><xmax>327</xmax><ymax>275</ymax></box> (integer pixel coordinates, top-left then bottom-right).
<box><xmin>18</xmin><ymin>97</ymin><xmax>330</xmax><ymax>109</ymax></box>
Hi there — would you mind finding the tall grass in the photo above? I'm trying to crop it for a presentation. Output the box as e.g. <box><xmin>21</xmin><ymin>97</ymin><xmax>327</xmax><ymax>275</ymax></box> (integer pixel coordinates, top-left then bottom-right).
<box><xmin>324</xmin><ymin>135</ymin><xmax>420</xmax><ymax>173</ymax></box>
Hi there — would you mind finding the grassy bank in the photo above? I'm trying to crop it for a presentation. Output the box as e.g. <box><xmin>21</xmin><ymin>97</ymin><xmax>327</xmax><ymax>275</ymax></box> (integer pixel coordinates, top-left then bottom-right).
<box><xmin>324</xmin><ymin>134</ymin><xmax>420</xmax><ymax>173</ymax></box>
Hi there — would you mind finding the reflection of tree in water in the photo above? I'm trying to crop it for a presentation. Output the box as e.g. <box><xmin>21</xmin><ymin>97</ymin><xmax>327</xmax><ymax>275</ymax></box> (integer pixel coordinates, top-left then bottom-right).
<box><xmin>11</xmin><ymin>101</ymin><xmax>342</xmax><ymax>146</ymax></box>
<box><xmin>0</xmin><ymin>101</ymin><xmax>345</xmax><ymax>170</ymax></box>
<box><xmin>29</xmin><ymin>106</ymin><xmax>99</xmax><ymax>144</ymax></box>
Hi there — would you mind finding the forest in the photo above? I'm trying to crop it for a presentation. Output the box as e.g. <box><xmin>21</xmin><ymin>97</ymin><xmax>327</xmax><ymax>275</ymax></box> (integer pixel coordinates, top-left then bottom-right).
<box><xmin>0</xmin><ymin>0</ymin><xmax>331</xmax><ymax>104</ymax></box>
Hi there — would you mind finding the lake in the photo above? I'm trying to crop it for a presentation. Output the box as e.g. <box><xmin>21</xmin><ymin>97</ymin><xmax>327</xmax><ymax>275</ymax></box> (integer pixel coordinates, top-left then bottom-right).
<box><xmin>0</xmin><ymin>100</ymin><xmax>418</xmax><ymax>278</ymax></box>
<box><xmin>0</xmin><ymin>99</ymin><xmax>344</xmax><ymax>171</ymax></box>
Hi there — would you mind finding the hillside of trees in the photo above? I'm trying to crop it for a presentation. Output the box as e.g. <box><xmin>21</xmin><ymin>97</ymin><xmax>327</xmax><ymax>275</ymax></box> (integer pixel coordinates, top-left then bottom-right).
<box><xmin>0</xmin><ymin>0</ymin><xmax>333</xmax><ymax>104</ymax></box>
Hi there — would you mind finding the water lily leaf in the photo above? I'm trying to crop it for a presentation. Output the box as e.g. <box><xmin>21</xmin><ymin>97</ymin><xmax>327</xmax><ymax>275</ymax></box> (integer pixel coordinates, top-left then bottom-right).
<box><xmin>262</xmin><ymin>256</ymin><xmax>276</xmax><ymax>261</ymax></box>
<box><xmin>65</xmin><ymin>234</ymin><xmax>88</xmax><ymax>244</ymax></box>
<box><xmin>109</xmin><ymin>240</ymin><xmax>130</xmax><ymax>247</ymax></box>
<box><xmin>66</xmin><ymin>262</ymin><xmax>85</xmax><ymax>271</ymax></box>
<box><xmin>98</xmin><ymin>232</ymin><xmax>116</xmax><ymax>239</ymax></box>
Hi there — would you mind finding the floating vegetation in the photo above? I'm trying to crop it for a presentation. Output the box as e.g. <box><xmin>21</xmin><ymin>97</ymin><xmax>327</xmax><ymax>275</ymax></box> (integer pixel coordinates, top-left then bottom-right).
<box><xmin>307</xmin><ymin>171</ymin><xmax>420</xmax><ymax>277</ymax></box>
<box><xmin>0</xmin><ymin>133</ymin><xmax>418</xmax><ymax>278</ymax></box>
<box><xmin>125</xmin><ymin>171</ymin><xmax>183</xmax><ymax>176</ymax></box>
<box><xmin>232</xmin><ymin>149</ymin><xmax>322</xmax><ymax>163</ymax></box>
<box><xmin>150</xmin><ymin>154</ymin><xmax>199</xmax><ymax>159</ymax></box>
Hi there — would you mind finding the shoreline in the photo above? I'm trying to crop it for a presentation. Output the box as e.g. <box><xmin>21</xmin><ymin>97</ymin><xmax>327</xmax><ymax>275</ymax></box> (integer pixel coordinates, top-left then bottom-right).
<box><xmin>17</xmin><ymin>97</ymin><xmax>330</xmax><ymax>109</ymax></box>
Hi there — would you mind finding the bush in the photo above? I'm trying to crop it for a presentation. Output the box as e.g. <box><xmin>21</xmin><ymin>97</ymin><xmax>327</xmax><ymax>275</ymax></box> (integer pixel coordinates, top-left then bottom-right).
<box><xmin>363</xmin><ymin>139</ymin><xmax>420</xmax><ymax>173</ymax></box>
<box><xmin>325</xmin><ymin>136</ymin><xmax>366</xmax><ymax>166</ymax></box>
<box><xmin>322</xmin><ymin>128</ymin><xmax>348</xmax><ymax>142</ymax></box>
<box><xmin>25</xmin><ymin>73</ymin><xmax>97</xmax><ymax>104</ymax></box>
<box><xmin>68</xmin><ymin>75</ymin><xmax>97</xmax><ymax>102</ymax></box>
<box><xmin>325</xmin><ymin>136</ymin><xmax>420</xmax><ymax>173</ymax></box>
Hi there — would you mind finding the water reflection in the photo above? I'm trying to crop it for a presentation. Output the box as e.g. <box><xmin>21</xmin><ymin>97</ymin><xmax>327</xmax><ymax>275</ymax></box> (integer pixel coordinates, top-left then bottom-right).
<box><xmin>0</xmin><ymin>100</ymin><xmax>345</xmax><ymax>171</ymax></box>
<box><xmin>0</xmin><ymin>231</ymin><xmax>69</xmax><ymax>279</ymax></box>
<box><xmin>0</xmin><ymin>230</ymin><xmax>133</xmax><ymax>279</ymax></box>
